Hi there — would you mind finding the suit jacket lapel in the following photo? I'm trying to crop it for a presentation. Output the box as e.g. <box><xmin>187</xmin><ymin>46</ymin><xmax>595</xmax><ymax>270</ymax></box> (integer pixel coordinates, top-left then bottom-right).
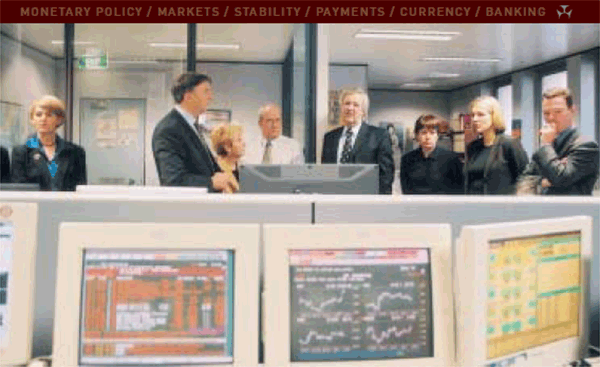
<box><xmin>350</xmin><ymin>123</ymin><xmax>368</xmax><ymax>161</ymax></box>
<box><xmin>331</xmin><ymin>128</ymin><xmax>343</xmax><ymax>162</ymax></box>
<box><xmin>175</xmin><ymin>111</ymin><xmax>219</xmax><ymax>170</ymax></box>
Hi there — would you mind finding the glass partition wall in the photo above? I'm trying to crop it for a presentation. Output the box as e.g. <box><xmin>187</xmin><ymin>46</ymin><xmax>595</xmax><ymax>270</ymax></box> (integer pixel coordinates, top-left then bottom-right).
<box><xmin>1</xmin><ymin>24</ymin><xmax>65</xmax><ymax>153</ymax></box>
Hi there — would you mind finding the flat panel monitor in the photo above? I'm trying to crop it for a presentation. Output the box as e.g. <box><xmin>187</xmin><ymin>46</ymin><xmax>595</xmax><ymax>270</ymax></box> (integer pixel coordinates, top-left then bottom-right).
<box><xmin>263</xmin><ymin>224</ymin><xmax>454</xmax><ymax>367</ymax></box>
<box><xmin>456</xmin><ymin>216</ymin><xmax>592</xmax><ymax>367</ymax></box>
<box><xmin>239</xmin><ymin>164</ymin><xmax>379</xmax><ymax>194</ymax></box>
<box><xmin>53</xmin><ymin>223</ymin><xmax>260</xmax><ymax>367</ymax></box>
<box><xmin>76</xmin><ymin>185</ymin><xmax>208</xmax><ymax>196</ymax></box>
<box><xmin>0</xmin><ymin>183</ymin><xmax>40</xmax><ymax>191</ymax></box>
<box><xmin>0</xmin><ymin>202</ymin><xmax>38</xmax><ymax>366</ymax></box>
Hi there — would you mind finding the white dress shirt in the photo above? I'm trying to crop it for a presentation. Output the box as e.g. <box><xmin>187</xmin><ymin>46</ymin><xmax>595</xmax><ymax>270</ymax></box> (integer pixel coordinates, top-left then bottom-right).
<box><xmin>336</xmin><ymin>122</ymin><xmax>362</xmax><ymax>163</ymax></box>
<box><xmin>174</xmin><ymin>106</ymin><xmax>218</xmax><ymax>158</ymax></box>
<box><xmin>243</xmin><ymin>134</ymin><xmax>304</xmax><ymax>165</ymax></box>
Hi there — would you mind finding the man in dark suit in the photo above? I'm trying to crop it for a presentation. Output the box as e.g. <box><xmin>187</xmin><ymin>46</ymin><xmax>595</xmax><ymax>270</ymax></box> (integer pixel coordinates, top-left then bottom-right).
<box><xmin>518</xmin><ymin>87</ymin><xmax>599</xmax><ymax>195</ymax></box>
<box><xmin>400</xmin><ymin>114</ymin><xmax>463</xmax><ymax>195</ymax></box>
<box><xmin>152</xmin><ymin>73</ymin><xmax>237</xmax><ymax>192</ymax></box>
<box><xmin>321</xmin><ymin>88</ymin><xmax>394</xmax><ymax>194</ymax></box>
<box><xmin>1</xmin><ymin>146</ymin><xmax>9</xmax><ymax>183</ymax></box>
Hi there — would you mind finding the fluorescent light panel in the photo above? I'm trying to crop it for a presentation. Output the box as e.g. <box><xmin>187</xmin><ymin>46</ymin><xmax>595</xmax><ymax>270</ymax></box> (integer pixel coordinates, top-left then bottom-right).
<box><xmin>51</xmin><ymin>40</ymin><xmax>96</xmax><ymax>45</ymax></box>
<box><xmin>111</xmin><ymin>60</ymin><xmax>159</xmax><ymax>64</ymax></box>
<box><xmin>429</xmin><ymin>72</ymin><xmax>461</xmax><ymax>78</ymax></box>
<box><xmin>402</xmin><ymin>83</ymin><xmax>431</xmax><ymax>88</ymax></box>
<box><xmin>355</xmin><ymin>29</ymin><xmax>460</xmax><ymax>41</ymax></box>
<box><xmin>422</xmin><ymin>57</ymin><xmax>501</xmax><ymax>63</ymax></box>
<box><xmin>149</xmin><ymin>42</ymin><xmax>240</xmax><ymax>50</ymax></box>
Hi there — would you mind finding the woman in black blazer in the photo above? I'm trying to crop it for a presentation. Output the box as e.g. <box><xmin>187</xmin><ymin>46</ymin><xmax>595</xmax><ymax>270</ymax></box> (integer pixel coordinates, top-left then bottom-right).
<box><xmin>11</xmin><ymin>96</ymin><xmax>86</xmax><ymax>191</ymax></box>
<box><xmin>465</xmin><ymin>96</ymin><xmax>528</xmax><ymax>195</ymax></box>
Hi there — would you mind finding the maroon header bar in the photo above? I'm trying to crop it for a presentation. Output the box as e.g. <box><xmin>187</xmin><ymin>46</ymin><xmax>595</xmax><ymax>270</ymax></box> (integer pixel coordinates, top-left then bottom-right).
<box><xmin>2</xmin><ymin>1</ymin><xmax>598</xmax><ymax>23</ymax></box>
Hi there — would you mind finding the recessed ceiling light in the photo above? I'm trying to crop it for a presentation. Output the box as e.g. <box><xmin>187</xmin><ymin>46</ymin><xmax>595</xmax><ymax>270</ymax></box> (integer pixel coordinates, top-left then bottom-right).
<box><xmin>402</xmin><ymin>83</ymin><xmax>431</xmax><ymax>88</ymax></box>
<box><xmin>355</xmin><ymin>30</ymin><xmax>461</xmax><ymax>41</ymax></box>
<box><xmin>111</xmin><ymin>60</ymin><xmax>160</xmax><ymax>65</ymax></box>
<box><xmin>51</xmin><ymin>40</ymin><xmax>96</xmax><ymax>45</ymax></box>
<box><xmin>149</xmin><ymin>43</ymin><xmax>240</xmax><ymax>50</ymax></box>
<box><xmin>422</xmin><ymin>57</ymin><xmax>501</xmax><ymax>63</ymax></box>
<box><xmin>429</xmin><ymin>72</ymin><xmax>461</xmax><ymax>78</ymax></box>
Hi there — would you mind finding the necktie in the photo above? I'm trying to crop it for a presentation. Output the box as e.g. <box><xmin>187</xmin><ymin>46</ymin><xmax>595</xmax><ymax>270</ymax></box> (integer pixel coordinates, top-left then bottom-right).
<box><xmin>194</xmin><ymin>121</ymin><xmax>218</xmax><ymax>169</ymax></box>
<box><xmin>262</xmin><ymin>140</ymin><xmax>272</xmax><ymax>164</ymax></box>
<box><xmin>340</xmin><ymin>129</ymin><xmax>353</xmax><ymax>164</ymax></box>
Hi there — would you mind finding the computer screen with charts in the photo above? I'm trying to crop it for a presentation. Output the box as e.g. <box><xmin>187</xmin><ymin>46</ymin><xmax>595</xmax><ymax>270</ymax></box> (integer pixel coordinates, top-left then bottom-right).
<box><xmin>263</xmin><ymin>224</ymin><xmax>453</xmax><ymax>367</ymax></box>
<box><xmin>53</xmin><ymin>223</ymin><xmax>260</xmax><ymax>367</ymax></box>
<box><xmin>289</xmin><ymin>248</ymin><xmax>433</xmax><ymax>362</ymax></box>
<box><xmin>0</xmin><ymin>202</ymin><xmax>38</xmax><ymax>366</ymax></box>
<box><xmin>456</xmin><ymin>216</ymin><xmax>592</xmax><ymax>367</ymax></box>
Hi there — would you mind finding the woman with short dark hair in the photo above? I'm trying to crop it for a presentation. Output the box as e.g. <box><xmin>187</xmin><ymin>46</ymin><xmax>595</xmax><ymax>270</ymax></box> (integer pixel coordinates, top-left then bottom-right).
<box><xmin>400</xmin><ymin>114</ymin><xmax>463</xmax><ymax>195</ymax></box>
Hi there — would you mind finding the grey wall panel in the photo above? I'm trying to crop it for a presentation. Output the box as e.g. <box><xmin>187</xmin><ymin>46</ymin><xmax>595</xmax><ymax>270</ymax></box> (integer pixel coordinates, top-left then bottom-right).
<box><xmin>314</xmin><ymin>198</ymin><xmax>600</xmax><ymax>348</ymax></box>
<box><xmin>2</xmin><ymin>195</ymin><xmax>312</xmax><ymax>357</ymax></box>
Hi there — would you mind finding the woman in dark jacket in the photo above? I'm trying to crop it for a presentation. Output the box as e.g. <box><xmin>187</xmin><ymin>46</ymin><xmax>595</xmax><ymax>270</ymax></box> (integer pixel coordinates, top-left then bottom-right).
<box><xmin>465</xmin><ymin>96</ymin><xmax>528</xmax><ymax>195</ymax></box>
<box><xmin>11</xmin><ymin>95</ymin><xmax>86</xmax><ymax>191</ymax></box>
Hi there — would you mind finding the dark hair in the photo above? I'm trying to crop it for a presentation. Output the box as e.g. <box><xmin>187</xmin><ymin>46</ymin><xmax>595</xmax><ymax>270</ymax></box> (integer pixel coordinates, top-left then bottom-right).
<box><xmin>414</xmin><ymin>114</ymin><xmax>440</xmax><ymax>135</ymax></box>
<box><xmin>171</xmin><ymin>73</ymin><xmax>212</xmax><ymax>103</ymax></box>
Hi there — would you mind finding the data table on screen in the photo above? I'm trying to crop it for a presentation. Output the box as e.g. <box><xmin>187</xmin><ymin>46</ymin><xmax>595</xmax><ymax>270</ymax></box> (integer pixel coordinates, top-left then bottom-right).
<box><xmin>486</xmin><ymin>232</ymin><xmax>581</xmax><ymax>360</ymax></box>
<box><xmin>78</xmin><ymin>250</ymin><xmax>234</xmax><ymax>365</ymax></box>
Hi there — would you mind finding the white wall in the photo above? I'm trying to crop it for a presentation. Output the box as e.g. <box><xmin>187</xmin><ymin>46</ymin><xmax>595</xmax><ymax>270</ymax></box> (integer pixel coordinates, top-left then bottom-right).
<box><xmin>74</xmin><ymin>62</ymin><xmax>282</xmax><ymax>186</ymax></box>
<box><xmin>330</xmin><ymin>65</ymin><xmax>367</xmax><ymax>90</ymax></box>
<box><xmin>369</xmin><ymin>90</ymin><xmax>451</xmax><ymax>131</ymax></box>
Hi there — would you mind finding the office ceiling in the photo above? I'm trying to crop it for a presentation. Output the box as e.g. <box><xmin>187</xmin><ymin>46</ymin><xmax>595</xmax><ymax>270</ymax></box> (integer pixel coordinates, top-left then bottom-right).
<box><xmin>327</xmin><ymin>24</ymin><xmax>600</xmax><ymax>90</ymax></box>
<box><xmin>2</xmin><ymin>23</ymin><xmax>598</xmax><ymax>91</ymax></box>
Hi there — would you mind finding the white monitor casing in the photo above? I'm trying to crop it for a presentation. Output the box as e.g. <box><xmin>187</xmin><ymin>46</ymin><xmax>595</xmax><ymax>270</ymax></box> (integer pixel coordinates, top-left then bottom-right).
<box><xmin>53</xmin><ymin>222</ymin><xmax>260</xmax><ymax>367</ymax></box>
<box><xmin>456</xmin><ymin>216</ymin><xmax>592</xmax><ymax>367</ymax></box>
<box><xmin>0</xmin><ymin>202</ymin><xmax>38</xmax><ymax>366</ymax></box>
<box><xmin>263</xmin><ymin>223</ymin><xmax>455</xmax><ymax>367</ymax></box>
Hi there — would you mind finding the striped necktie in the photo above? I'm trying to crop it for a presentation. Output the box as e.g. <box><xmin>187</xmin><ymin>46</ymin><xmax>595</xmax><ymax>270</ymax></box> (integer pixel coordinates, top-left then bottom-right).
<box><xmin>340</xmin><ymin>129</ymin><xmax>353</xmax><ymax>164</ymax></box>
<box><xmin>262</xmin><ymin>140</ymin><xmax>273</xmax><ymax>164</ymax></box>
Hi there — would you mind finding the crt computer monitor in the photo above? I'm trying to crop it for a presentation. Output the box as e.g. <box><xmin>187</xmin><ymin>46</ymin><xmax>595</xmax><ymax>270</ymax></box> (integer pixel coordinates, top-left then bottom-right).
<box><xmin>0</xmin><ymin>202</ymin><xmax>38</xmax><ymax>366</ymax></box>
<box><xmin>53</xmin><ymin>222</ymin><xmax>260</xmax><ymax>367</ymax></box>
<box><xmin>456</xmin><ymin>216</ymin><xmax>592</xmax><ymax>367</ymax></box>
<box><xmin>263</xmin><ymin>223</ymin><xmax>454</xmax><ymax>367</ymax></box>
<box><xmin>239</xmin><ymin>164</ymin><xmax>379</xmax><ymax>194</ymax></box>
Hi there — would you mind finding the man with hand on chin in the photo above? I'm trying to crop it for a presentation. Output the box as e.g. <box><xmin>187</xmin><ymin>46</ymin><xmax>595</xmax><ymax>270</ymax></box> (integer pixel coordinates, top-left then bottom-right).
<box><xmin>518</xmin><ymin>87</ymin><xmax>599</xmax><ymax>195</ymax></box>
<box><xmin>152</xmin><ymin>73</ymin><xmax>238</xmax><ymax>193</ymax></box>
<box><xmin>321</xmin><ymin>87</ymin><xmax>394</xmax><ymax>194</ymax></box>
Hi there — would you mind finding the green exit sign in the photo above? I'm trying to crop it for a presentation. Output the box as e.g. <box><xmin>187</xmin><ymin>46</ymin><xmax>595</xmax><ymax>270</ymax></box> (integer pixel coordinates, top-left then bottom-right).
<box><xmin>78</xmin><ymin>54</ymin><xmax>108</xmax><ymax>70</ymax></box>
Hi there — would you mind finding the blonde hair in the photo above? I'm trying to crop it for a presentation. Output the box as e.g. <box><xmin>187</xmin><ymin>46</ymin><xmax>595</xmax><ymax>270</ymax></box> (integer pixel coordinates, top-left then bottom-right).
<box><xmin>338</xmin><ymin>87</ymin><xmax>369</xmax><ymax>124</ymax></box>
<box><xmin>29</xmin><ymin>95</ymin><xmax>66</xmax><ymax>127</ymax></box>
<box><xmin>469</xmin><ymin>95</ymin><xmax>506</xmax><ymax>133</ymax></box>
<box><xmin>210</xmin><ymin>123</ymin><xmax>244</xmax><ymax>157</ymax></box>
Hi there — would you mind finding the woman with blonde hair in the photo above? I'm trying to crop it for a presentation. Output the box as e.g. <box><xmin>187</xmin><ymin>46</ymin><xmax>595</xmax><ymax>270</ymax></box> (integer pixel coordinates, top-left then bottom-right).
<box><xmin>210</xmin><ymin>123</ymin><xmax>245</xmax><ymax>193</ymax></box>
<box><xmin>465</xmin><ymin>96</ymin><xmax>528</xmax><ymax>195</ymax></box>
<box><xmin>11</xmin><ymin>95</ymin><xmax>86</xmax><ymax>191</ymax></box>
